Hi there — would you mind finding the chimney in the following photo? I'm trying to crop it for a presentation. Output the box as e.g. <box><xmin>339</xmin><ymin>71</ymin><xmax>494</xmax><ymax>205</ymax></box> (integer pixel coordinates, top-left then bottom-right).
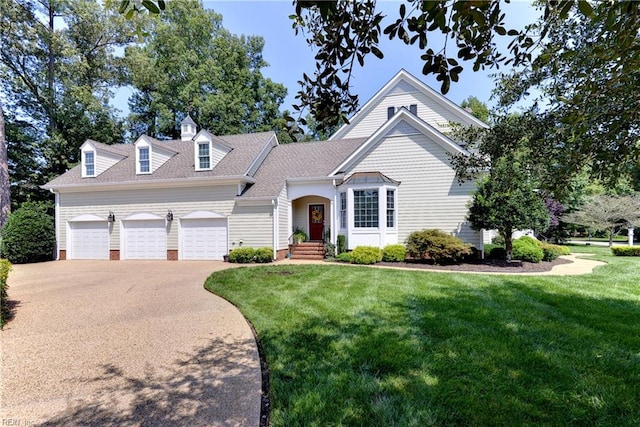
<box><xmin>180</xmin><ymin>115</ymin><xmax>197</xmax><ymax>141</ymax></box>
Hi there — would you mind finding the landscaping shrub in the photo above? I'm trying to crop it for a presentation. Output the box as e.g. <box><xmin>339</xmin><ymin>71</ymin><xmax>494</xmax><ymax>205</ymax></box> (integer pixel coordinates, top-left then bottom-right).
<box><xmin>538</xmin><ymin>242</ymin><xmax>570</xmax><ymax>261</ymax></box>
<box><xmin>382</xmin><ymin>244</ymin><xmax>406</xmax><ymax>262</ymax></box>
<box><xmin>324</xmin><ymin>242</ymin><xmax>336</xmax><ymax>258</ymax></box>
<box><xmin>350</xmin><ymin>246</ymin><xmax>382</xmax><ymax>265</ymax></box>
<box><xmin>254</xmin><ymin>247</ymin><xmax>274</xmax><ymax>263</ymax></box>
<box><xmin>491</xmin><ymin>234</ymin><xmax>505</xmax><ymax>246</ymax></box>
<box><xmin>336</xmin><ymin>252</ymin><xmax>351</xmax><ymax>263</ymax></box>
<box><xmin>611</xmin><ymin>246</ymin><xmax>640</xmax><ymax>256</ymax></box>
<box><xmin>512</xmin><ymin>237</ymin><xmax>543</xmax><ymax>263</ymax></box>
<box><xmin>0</xmin><ymin>202</ymin><xmax>55</xmax><ymax>264</ymax></box>
<box><xmin>0</xmin><ymin>259</ymin><xmax>12</xmax><ymax>328</ymax></box>
<box><xmin>488</xmin><ymin>246</ymin><xmax>507</xmax><ymax>260</ymax></box>
<box><xmin>292</xmin><ymin>228</ymin><xmax>308</xmax><ymax>243</ymax></box>
<box><xmin>337</xmin><ymin>234</ymin><xmax>346</xmax><ymax>255</ymax></box>
<box><xmin>405</xmin><ymin>229</ymin><xmax>472</xmax><ymax>264</ymax></box>
<box><xmin>228</xmin><ymin>248</ymin><xmax>256</xmax><ymax>263</ymax></box>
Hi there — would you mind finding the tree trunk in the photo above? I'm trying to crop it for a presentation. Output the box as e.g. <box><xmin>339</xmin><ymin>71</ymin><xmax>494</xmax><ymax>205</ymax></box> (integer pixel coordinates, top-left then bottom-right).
<box><xmin>47</xmin><ymin>0</ymin><xmax>56</xmax><ymax>135</ymax></box>
<box><xmin>503</xmin><ymin>231</ymin><xmax>513</xmax><ymax>262</ymax></box>
<box><xmin>609</xmin><ymin>227</ymin><xmax>614</xmax><ymax>247</ymax></box>
<box><xmin>0</xmin><ymin>102</ymin><xmax>10</xmax><ymax>228</ymax></box>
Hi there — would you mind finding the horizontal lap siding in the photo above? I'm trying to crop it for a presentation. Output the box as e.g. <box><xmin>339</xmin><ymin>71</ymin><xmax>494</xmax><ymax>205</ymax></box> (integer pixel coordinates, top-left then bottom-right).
<box><xmin>58</xmin><ymin>185</ymin><xmax>237</xmax><ymax>250</ymax></box>
<box><xmin>341</xmin><ymin>89</ymin><xmax>470</xmax><ymax>139</ymax></box>
<box><xmin>347</xmin><ymin>133</ymin><xmax>481</xmax><ymax>248</ymax></box>
<box><xmin>228</xmin><ymin>205</ymin><xmax>273</xmax><ymax>249</ymax></box>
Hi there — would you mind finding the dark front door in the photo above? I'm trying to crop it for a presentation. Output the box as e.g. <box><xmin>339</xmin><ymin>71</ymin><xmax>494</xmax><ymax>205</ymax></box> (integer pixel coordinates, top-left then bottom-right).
<box><xmin>309</xmin><ymin>204</ymin><xmax>325</xmax><ymax>241</ymax></box>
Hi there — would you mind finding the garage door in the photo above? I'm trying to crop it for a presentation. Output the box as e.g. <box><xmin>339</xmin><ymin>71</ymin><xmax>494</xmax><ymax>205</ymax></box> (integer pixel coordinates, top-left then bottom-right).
<box><xmin>181</xmin><ymin>218</ymin><xmax>227</xmax><ymax>260</ymax></box>
<box><xmin>69</xmin><ymin>221</ymin><xmax>109</xmax><ymax>260</ymax></box>
<box><xmin>123</xmin><ymin>220</ymin><xmax>167</xmax><ymax>260</ymax></box>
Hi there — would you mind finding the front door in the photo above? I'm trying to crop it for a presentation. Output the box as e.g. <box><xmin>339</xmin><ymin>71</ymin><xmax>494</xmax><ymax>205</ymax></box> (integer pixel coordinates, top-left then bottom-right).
<box><xmin>309</xmin><ymin>204</ymin><xmax>325</xmax><ymax>241</ymax></box>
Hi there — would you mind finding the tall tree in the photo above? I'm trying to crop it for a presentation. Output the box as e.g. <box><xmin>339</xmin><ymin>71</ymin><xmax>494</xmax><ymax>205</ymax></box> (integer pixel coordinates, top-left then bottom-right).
<box><xmin>0</xmin><ymin>0</ymin><xmax>131</xmax><ymax>193</ymax></box>
<box><xmin>125</xmin><ymin>0</ymin><xmax>287</xmax><ymax>138</ymax></box>
<box><xmin>460</xmin><ymin>96</ymin><xmax>489</xmax><ymax>123</ymax></box>
<box><xmin>0</xmin><ymin>102</ymin><xmax>8</xmax><ymax>227</ymax></box>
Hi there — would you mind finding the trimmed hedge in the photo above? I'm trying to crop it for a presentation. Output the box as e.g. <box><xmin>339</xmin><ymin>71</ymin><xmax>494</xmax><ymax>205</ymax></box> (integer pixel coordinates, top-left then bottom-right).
<box><xmin>0</xmin><ymin>202</ymin><xmax>55</xmax><ymax>264</ymax></box>
<box><xmin>336</xmin><ymin>252</ymin><xmax>351</xmax><ymax>263</ymax></box>
<box><xmin>539</xmin><ymin>242</ymin><xmax>570</xmax><ymax>261</ymax></box>
<box><xmin>0</xmin><ymin>259</ymin><xmax>12</xmax><ymax>328</ymax></box>
<box><xmin>337</xmin><ymin>234</ymin><xmax>346</xmax><ymax>255</ymax></box>
<box><xmin>350</xmin><ymin>246</ymin><xmax>382</xmax><ymax>265</ymax></box>
<box><xmin>611</xmin><ymin>246</ymin><xmax>640</xmax><ymax>256</ymax></box>
<box><xmin>382</xmin><ymin>244</ymin><xmax>407</xmax><ymax>262</ymax></box>
<box><xmin>228</xmin><ymin>247</ymin><xmax>274</xmax><ymax>263</ymax></box>
<box><xmin>512</xmin><ymin>237</ymin><xmax>543</xmax><ymax>263</ymax></box>
<box><xmin>405</xmin><ymin>229</ymin><xmax>472</xmax><ymax>264</ymax></box>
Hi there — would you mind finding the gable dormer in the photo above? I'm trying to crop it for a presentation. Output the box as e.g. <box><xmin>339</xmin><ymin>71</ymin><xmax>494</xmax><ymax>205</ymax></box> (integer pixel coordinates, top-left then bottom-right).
<box><xmin>80</xmin><ymin>140</ymin><xmax>125</xmax><ymax>178</ymax></box>
<box><xmin>193</xmin><ymin>130</ymin><xmax>231</xmax><ymax>171</ymax></box>
<box><xmin>134</xmin><ymin>136</ymin><xmax>176</xmax><ymax>175</ymax></box>
<box><xmin>181</xmin><ymin>115</ymin><xmax>197</xmax><ymax>141</ymax></box>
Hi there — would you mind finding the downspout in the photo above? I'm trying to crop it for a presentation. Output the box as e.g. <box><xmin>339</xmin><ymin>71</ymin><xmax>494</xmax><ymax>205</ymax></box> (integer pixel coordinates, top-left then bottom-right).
<box><xmin>272</xmin><ymin>199</ymin><xmax>278</xmax><ymax>260</ymax></box>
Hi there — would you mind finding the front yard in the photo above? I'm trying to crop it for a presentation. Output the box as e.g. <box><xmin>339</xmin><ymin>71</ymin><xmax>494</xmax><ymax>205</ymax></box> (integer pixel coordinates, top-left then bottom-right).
<box><xmin>205</xmin><ymin>246</ymin><xmax>640</xmax><ymax>426</ymax></box>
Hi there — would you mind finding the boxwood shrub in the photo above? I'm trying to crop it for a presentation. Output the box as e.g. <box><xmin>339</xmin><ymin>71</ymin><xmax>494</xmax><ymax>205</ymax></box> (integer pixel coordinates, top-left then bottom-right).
<box><xmin>336</xmin><ymin>252</ymin><xmax>351</xmax><ymax>263</ymax></box>
<box><xmin>382</xmin><ymin>244</ymin><xmax>406</xmax><ymax>262</ymax></box>
<box><xmin>512</xmin><ymin>237</ymin><xmax>544</xmax><ymax>263</ymax></box>
<box><xmin>405</xmin><ymin>229</ymin><xmax>472</xmax><ymax>264</ymax></box>
<box><xmin>611</xmin><ymin>246</ymin><xmax>640</xmax><ymax>256</ymax></box>
<box><xmin>0</xmin><ymin>202</ymin><xmax>55</xmax><ymax>264</ymax></box>
<box><xmin>228</xmin><ymin>247</ymin><xmax>274</xmax><ymax>263</ymax></box>
<box><xmin>350</xmin><ymin>246</ymin><xmax>382</xmax><ymax>265</ymax></box>
<box><xmin>538</xmin><ymin>242</ymin><xmax>570</xmax><ymax>261</ymax></box>
<box><xmin>0</xmin><ymin>259</ymin><xmax>12</xmax><ymax>328</ymax></box>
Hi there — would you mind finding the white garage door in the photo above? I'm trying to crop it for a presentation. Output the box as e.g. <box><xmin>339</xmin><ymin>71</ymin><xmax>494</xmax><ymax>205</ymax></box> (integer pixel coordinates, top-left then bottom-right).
<box><xmin>181</xmin><ymin>218</ymin><xmax>227</xmax><ymax>260</ymax></box>
<box><xmin>69</xmin><ymin>221</ymin><xmax>109</xmax><ymax>260</ymax></box>
<box><xmin>123</xmin><ymin>220</ymin><xmax>167</xmax><ymax>260</ymax></box>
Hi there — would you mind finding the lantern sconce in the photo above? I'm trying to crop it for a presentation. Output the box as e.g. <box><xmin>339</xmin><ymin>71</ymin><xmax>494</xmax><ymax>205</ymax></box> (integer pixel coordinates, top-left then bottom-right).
<box><xmin>166</xmin><ymin>209</ymin><xmax>174</xmax><ymax>222</ymax></box>
<box><xmin>107</xmin><ymin>211</ymin><xmax>115</xmax><ymax>223</ymax></box>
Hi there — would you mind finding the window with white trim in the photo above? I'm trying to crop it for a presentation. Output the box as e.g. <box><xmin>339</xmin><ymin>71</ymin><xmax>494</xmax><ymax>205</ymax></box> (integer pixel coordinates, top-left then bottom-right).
<box><xmin>387</xmin><ymin>189</ymin><xmax>395</xmax><ymax>228</ymax></box>
<box><xmin>340</xmin><ymin>192</ymin><xmax>347</xmax><ymax>229</ymax></box>
<box><xmin>354</xmin><ymin>189</ymin><xmax>378</xmax><ymax>228</ymax></box>
<box><xmin>139</xmin><ymin>147</ymin><xmax>150</xmax><ymax>173</ymax></box>
<box><xmin>84</xmin><ymin>151</ymin><xmax>95</xmax><ymax>177</ymax></box>
<box><xmin>198</xmin><ymin>142</ymin><xmax>210</xmax><ymax>169</ymax></box>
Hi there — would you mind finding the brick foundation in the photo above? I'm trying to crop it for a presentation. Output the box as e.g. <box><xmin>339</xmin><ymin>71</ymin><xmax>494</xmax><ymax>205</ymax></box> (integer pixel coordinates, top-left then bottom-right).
<box><xmin>110</xmin><ymin>250</ymin><xmax>120</xmax><ymax>260</ymax></box>
<box><xmin>59</xmin><ymin>250</ymin><xmax>66</xmax><ymax>260</ymax></box>
<box><xmin>275</xmin><ymin>248</ymin><xmax>289</xmax><ymax>261</ymax></box>
<box><xmin>167</xmin><ymin>250</ymin><xmax>178</xmax><ymax>261</ymax></box>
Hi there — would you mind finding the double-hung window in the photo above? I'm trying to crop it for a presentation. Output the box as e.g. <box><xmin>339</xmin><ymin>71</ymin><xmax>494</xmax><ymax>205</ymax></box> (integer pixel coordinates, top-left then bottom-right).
<box><xmin>84</xmin><ymin>151</ymin><xmax>95</xmax><ymax>177</ymax></box>
<box><xmin>139</xmin><ymin>147</ymin><xmax>150</xmax><ymax>173</ymax></box>
<box><xmin>340</xmin><ymin>192</ymin><xmax>347</xmax><ymax>229</ymax></box>
<box><xmin>354</xmin><ymin>189</ymin><xmax>379</xmax><ymax>228</ymax></box>
<box><xmin>386</xmin><ymin>189</ymin><xmax>395</xmax><ymax>228</ymax></box>
<box><xmin>198</xmin><ymin>143</ymin><xmax>210</xmax><ymax>169</ymax></box>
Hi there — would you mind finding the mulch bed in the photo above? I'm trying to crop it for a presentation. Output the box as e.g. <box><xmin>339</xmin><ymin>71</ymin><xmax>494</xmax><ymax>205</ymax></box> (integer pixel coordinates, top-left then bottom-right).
<box><xmin>377</xmin><ymin>256</ymin><xmax>573</xmax><ymax>273</ymax></box>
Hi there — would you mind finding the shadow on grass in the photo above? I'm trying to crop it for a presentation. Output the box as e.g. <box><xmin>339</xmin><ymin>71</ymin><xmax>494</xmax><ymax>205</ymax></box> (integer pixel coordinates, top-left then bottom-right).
<box><xmin>41</xmin><ymin>337</ymin><xmax>259</xmax><ymax>427</ymax></box>
<box><xmin>259</xmin><ymin>280</ymin><xmax>640</xmax><ymax>426</ymax></box>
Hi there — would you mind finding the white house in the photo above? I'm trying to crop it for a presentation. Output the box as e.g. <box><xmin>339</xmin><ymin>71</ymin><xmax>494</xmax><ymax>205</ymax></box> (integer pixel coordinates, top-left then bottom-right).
<box><xmin>43</xmin><ymin>69</ymin><xmax>489</xmax><ymax>261</ymax></box>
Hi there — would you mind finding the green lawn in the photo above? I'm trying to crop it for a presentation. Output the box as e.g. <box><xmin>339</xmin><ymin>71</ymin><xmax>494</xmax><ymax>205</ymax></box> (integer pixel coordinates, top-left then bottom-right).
<box><xmin>205</xmin><ymin>246</ymin><xmax>640</xmax><ymax>426</ymax></box>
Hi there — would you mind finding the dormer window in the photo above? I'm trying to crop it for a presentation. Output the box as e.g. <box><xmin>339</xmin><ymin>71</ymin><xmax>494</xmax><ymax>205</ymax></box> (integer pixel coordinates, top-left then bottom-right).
<box><xmin>138</xmin><ymin>147</ymin><xmax>150</xmax><ymax>173</ymax></box>
<box><xmin>83</xmin><ymin>151</ymin><xmax>95</xmax><ymax>177</ymax></box>
<box><xmin>198</xmin><ymin>142</ymin><xmax>210</xmax><ymax>169</ymax></box>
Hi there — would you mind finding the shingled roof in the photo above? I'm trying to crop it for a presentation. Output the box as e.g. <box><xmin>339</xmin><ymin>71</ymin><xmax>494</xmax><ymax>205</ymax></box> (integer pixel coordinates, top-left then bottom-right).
<box><xmin>44</xmin><ymin>132</ymin><xmax>276</xmax><ymax>188</ymax></box>
<box><xmin>243</xmin><ymin>137</ymin><xmax>367</xmax><ymax>198</ymax></box>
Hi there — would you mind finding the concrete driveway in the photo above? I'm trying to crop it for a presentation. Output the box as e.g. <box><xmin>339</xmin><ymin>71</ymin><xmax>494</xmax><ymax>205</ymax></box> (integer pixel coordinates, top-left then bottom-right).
<box><xmin>0</xmin><ymin>260</ymin><xmax>261</xmax><ymax>426</ymax></box>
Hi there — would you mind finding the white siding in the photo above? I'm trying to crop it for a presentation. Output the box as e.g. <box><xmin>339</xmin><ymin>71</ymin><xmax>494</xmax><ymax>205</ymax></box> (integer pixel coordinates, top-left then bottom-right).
<box><xmin>278</xmin><ymin>186</ymin><xmax>290</xmax><ymax>249</ymax></box>
<box><xmin>58</xmin><ymin>185</ymin><xmax>237</xmax><ymax>252</ymax></box>
<box><xmin>228</xmin><ymin>204</ymin><xmax>273</xmax><ymax>249</ymax></box>
<box><xmin>339</xmin><ymin>84</ymin><xmax>481</xmax><ymax>140</ymax></box>
<box><xmin>151</xmin><ymin>147</ymin><xmax>173</xmax><ymax>172</ymax></box>
<box><xmin>95</xmin><ymin>151</ymin><xmax>122</xmax><ymax>176</ymax></box>
<box><xmin>346</xmin><ymin>133</ymin><xmax>481</xmax><ymax>248</ymax></box>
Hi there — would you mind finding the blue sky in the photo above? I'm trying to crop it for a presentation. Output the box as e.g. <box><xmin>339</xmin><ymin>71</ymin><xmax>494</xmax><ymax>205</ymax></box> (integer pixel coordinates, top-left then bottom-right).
<box><xmin>115</xmin><ymin>1</ymin><xmax>539</xmax><ymax>117</ymax></box>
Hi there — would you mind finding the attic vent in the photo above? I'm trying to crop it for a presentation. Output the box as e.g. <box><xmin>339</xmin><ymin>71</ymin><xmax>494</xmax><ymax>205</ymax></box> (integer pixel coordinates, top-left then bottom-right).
<box><xmin>387</xmin><ymin>104</ymin><xmax>418</xmax><ymax>119</ymax></box>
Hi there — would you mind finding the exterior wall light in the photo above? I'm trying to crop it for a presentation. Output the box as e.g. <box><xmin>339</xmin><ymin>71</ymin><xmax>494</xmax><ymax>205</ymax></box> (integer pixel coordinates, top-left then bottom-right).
<box><xmin>166</xmin><ymin>209</ymin><xmax>174</xmax><ymax>222</ymax></box>
<box><xmin>107</xmin><ymin>211</ymin><xmax>115</xmax><ymax>223</ymax></box>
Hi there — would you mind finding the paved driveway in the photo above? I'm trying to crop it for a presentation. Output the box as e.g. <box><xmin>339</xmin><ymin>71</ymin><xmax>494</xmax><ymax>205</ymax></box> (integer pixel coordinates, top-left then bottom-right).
<box><xmin>0</xmin><ymin>260</ymin><xmax>260</xmax><ymax>426</ymax></box>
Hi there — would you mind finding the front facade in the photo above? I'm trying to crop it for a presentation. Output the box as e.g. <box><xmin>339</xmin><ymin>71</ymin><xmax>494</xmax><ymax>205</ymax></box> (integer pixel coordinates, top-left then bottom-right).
<box><xmin>44</xmin><ymin>70</ymin><xmax>488</xmax><ymax>261</ymax></box>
